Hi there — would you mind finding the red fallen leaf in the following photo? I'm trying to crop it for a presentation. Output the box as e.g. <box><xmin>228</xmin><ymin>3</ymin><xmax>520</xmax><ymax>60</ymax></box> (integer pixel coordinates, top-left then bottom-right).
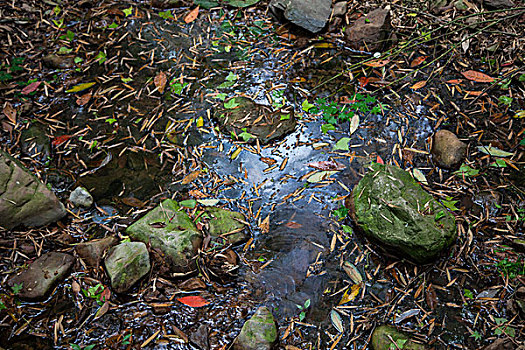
<box><xmin>358</xmin><ymin>76</ymin><xmax>369</xmax><ymax>88</ymax></box>
<box><xmin>285</xmin><ymin>221</ymin><xmax>302</xmax><ymax>229</ymax></box>
<box><xmin>461</xmin><ymin>70</ymin><xmax>494</xmax><ymax>83</ymax></box>
<box><xmin>501</xmin><ymin>61</ymin><xmax>514</xmax><ymax>67</ymax></box>
<box><xmin>100</xmin><ymin>286</ymin><xmax>111</xmax><ymax>302</ymax></box>
<box><xmin>376</xmin><ymin>155</ymin><xmax>384</xmax><ymax>164</ymax></box>
<box><xmin>177</xmin><ymin>295</ymin><xmax>209</xmax><ymax>307</ymax></box>
<box><xmin>154</xmin><ymin>71</ymin><xmax>167</xmax><ymax>93</ymax></box>
<box><xmin>184</xmin><ymin>6</ymin><xmax>199</xmax><ymax>24</ymax></box>
<box><xmin>363</xmin><ymin>59</ymin><xmax>390</xmax><ymax>67</ymax></box>
<box><xmin>21</xmin><ymin>81</ymin><xmax>41</xmax><ymax>95</ymax></box>
<box><xmin>76</xmin><ymin>92</ymin><xmax>92</xmax><ymax>106</ymax></box>
<box><xmin>308</xmin><ymin>160</ymin><xmax>346</xmax><ymax>171</ymax></box>
<box><xmin>446</xmin><ymin>79</ymin><xmax>463</xmax><ymax>85</ymax></box>
<box><xmin>410</xmin><ymin>56</ymin><xmax>427</xmax><ymax>68</ymax></box>
<box><xmin>51</xmin><ymin>135</ymin><xmax>72</xmax><ymax>147</ymax></box>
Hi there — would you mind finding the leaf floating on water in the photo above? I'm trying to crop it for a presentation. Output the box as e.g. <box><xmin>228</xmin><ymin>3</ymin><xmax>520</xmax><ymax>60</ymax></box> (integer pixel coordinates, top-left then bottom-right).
<box><xmin>410</xmin><ymin>56</ymin><xmax>427</xmax><ymax>67</ymax></box>
<box><xmin>461</xmin><ymin>70</ymin><xmax>494</xmax><ymax>83</ymax></box>
<box><xmin>307</xmin><ymin>160</ymin><xmax>345</xmax><ymax>171</ymax></box>
<box><xmin>184</xmin><ymin>6</ymin><xmax>199</xmax><ymax>24</ymax></box>
<box><xmin>342</xmin><ymin>261</ymin><xmax>363</xmax><ymax>284</ymax></box>
<box><xmin>410</xmin><ymin>80</ymin><xmax>426</xmax><ymax>90</ymax></box>
<box><xmin>333</xmin><ymin>137</ymin><xmax>350</xmax><ymax>151</ymax></box>
<box><xmin>339</xmin><ymin>283</ymin><xmax>361</xmax><ymax>305</ymax></box>
<box><xmin>411</xmin><ymin>168</ymin><xmax>428</xmax><ymax>185</ymax></box>
<box><xmin>197</xmin><ymin>199</ymin><xmax>220</xmax><ymax>206</ymax></box>
<box><xmin>477</xmin><ymin>145</ymin><xmax>513</xmax><ymax>157</ymax></box>
<box><xmin>330</xmin><ymin>310</ymin><xmax>344</xmax><ymax>333</ymax></box>
<box><xmin>154</xmin><ymin>71</ymin><xmax>167</xmax><ymax>93</ymax></box>
<box><xmin>66</xmin><ymin>82</ymin><xmax>96</xmax><ymax>93</ymax></box>
<box><xmin>394</xmin><ymin>308</ymin><xmax>420</xmax><ymax>324</ymax></box>
<box><xmin>231</xmin><ymin>147</ymin><xmax>241</xmax><ymax>160</ymax></box>
<box><xmin>182</xmin><ymin>170</ymin><xmax>201</xmax><ymax>185</ymax></box>
<box><xmin>349</xmin><ymin>114</ymin><xmax>359</xmax><ymax>135</ymax></box>
<box><xmin>177</xmin><ymin>295</ymin><xmax>210</xmax><ymax>307</ymax></box>
<box><xmin>285</xmin><ymin>221</ymin><xmax>302</xmax><ymax>229</ymax></box>
<box><xmin>363</xmin><ymin>59</ymin><xmax>390</xmax><ymax>67</ymax></box>
<box><xmin>51</xmin><ymin>135</ymin><xmax>72</xmax><ymax>147</ymax></box>
<box><xmin>307</xmin><ymin>171</ymin><xmax>339</xmax><ymax>183</ymax></box>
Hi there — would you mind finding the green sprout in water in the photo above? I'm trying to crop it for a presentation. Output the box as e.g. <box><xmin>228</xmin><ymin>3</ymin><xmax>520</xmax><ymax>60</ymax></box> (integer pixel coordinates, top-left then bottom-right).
<box><xmin>296</xmin><ymin>299</ymin><xmax>310</xmax><ymax>321</ymax></box>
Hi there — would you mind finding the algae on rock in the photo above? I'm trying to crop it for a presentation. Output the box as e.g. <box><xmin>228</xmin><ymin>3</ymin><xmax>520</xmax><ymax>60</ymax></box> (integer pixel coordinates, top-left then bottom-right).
<box><xmin>350</xmin><ymin>163</ymin><xmax>456</xmax><ymax>263</ymax></box>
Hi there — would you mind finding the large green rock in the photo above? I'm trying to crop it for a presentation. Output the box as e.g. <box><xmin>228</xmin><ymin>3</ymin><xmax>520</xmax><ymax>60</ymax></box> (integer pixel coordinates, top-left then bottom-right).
<box><xmin>0</xmin><ymin>150</ymin><xmax>66</xmax><ymax>229</ymax></box>
<box><xmin>371</xmin><ymin>325</ymin><xmax>426</xmax><ymax>350</ymax></box>
<box><xmin>104</xmin><ymin>242</ymin><xmax>150</xmax><ymax>293</ymax></box>
<box><xmin>234</xmin><ymin>306</ymin><xmax>277</xmax><ymax>350</ymax></box>
<box><xmin>350</xmin><ymin>163</ymin><xmax>456</xmax><ymax>263</ymax></box>
<box><xmin>206</xmin><ymin>207</ymin><xmax>248</xmax><ymax>245</ymax></box>
<box><xmin>126</xmin><ymin>199</ymin><xmax>202</xmax><ymax>272</ymax></box>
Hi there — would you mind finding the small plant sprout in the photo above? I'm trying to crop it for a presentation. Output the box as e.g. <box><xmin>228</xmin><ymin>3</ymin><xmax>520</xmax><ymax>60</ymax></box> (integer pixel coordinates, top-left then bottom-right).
<box><xmin>296</xmin><ymin>299</ymin><xmax>310</xmax><ymax>321</ymax></box>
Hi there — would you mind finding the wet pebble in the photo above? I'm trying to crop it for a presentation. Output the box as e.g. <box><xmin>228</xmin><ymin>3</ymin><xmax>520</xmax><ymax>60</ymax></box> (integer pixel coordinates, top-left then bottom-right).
<box><xmin>69</xmin><ymin>186</ymin><xmax>93</xmax><ymax>208</ymax></box>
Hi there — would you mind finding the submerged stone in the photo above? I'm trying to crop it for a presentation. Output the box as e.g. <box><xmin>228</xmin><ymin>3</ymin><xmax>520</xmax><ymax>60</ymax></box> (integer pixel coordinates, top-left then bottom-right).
<box><xmin>8</xmin><ymin>252</ymin><xmax>75</xmax><ymax>301</ymax></box>
<box><xmin>371</xmin><ymin>325</ymin><xmax>426</xmax><ymax>350</ymax></box>
<box><xmin>269</xmin><ymin>0</ymin><xmax>332</xmax><ymax>33</ymax></box>
<box><xmin>206</xmin><ymin>207</ymin><xmax>248</xmax><ymax>245</ymax></box>
<box><xmin>104</xmin><ymin>241</ymin><xmax>150</xmax><ymax>293</ymax></box>
<box><xmin>0</xmin><ymin>150</ymin><xmax>66</xmax><ymax>230</ymax></box>
<box><xmin>20</xmin><ymin>124</ymin><xmax>51</xmax><ymax>163</ymax></box>
<box><xmin>126</xmin><ymin>199</ymin><xmax>202</xmax><ymax>272</ymax></box>
<box><xmin>215</xmin><ymin>96</ymin><xmax>296</xmax><ymax>145</ymax></box>
<box><xmin>234</xmin><ymin>306</ymin><xmax>278</xmax><ymax>350</ymax></box>
<box><xmin>350</xmin><ymin>163</ymin><xmax>456</xmax><ymax>263</ymax></box>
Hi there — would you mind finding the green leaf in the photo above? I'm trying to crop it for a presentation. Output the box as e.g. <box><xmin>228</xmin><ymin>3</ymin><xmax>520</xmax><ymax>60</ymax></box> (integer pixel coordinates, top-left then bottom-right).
<box><xmin>411</xmin><ymin>168</ymin><xmax>428</xmax><ymax>185</ymax></box>
<box><xmin>470</xmin><ymin>331</ymin><xmax>482</xmax><ymax>341</ymax></box>
<box><xmin>453</xmin><ymin>164</ymin><xmax>479</xmax><ymax>177</ymax></box>
<box><xmin>11</xmin><ymin>282</ymin><xmax>23</xmax><ymax>294</ymax></box>
<box><xmin>193</xmin><ymin>0</ymin><xmax>220</xmax><ymax>9</ymax></box>
<box><xmin>105</xmin><ymin>118</ymin><xmax>117</xmax><ymax>125</ymax></box>
<box><xmin>302</xmin><ymin>99</ymin><xmax>314</xmax><ymax>112</ymax></box>
<box><xmin>58</xmin><ymin>46</ymin><xmax>73</xmax><ymax>55</ymax></box>
<box><xmin>463</xmin><ymin>289</ymin><xmax>474</xmax><ymax>299</ymax></box>
<box><xmin>224</xmin><ymin>98</ymin><xmax>239</xmax><ymax>109</ymax></box>
<box><xmin>342</xmin><ymin>225</ymin><xmax>353</xmax><ymax>234</ymax></box>
<box><xmin>490</xmin><ymin>159</ymin><xmax>507</xmax><ymax>168</ymax></box>
<box><xmin>280</xmin><ymin>114</ymin><xmax>290</xmax><ymax>120</ymax></box>
<box><xmin>85</xmin><ymin>345</ymin><xmax>96</xmax><ymax>350</ymax></box>
<box><xmin>95</xmin><ymin>51</ymin><xmax>106</xmax><ymax>64</ymax></box>
<box><xmin>225</xmin><ymin>0</ymin><xmax>260</xmax><ymax>7</ymax></box>
<box><xmin>498</xmin><ymin>95</ymin><xmax>513</xmax><ymax>107</ymax></box>
<box><xmin>121</xmin><ymin>77</ymin><xmax>133</xmax><ymax>83</ymax></box>
<box><xmin>226</xmin><ymin>72</ymin><xmax>238</xmax><ymax>81</ymax></box>
<box><xmin>442</xmin><ymin>199</ymin><xmax>459</xmax><ymax>211</ymax></box>
<box><xmin>108</xmin><ymin>22</ymin><xmax>118</xmax><ymax>29</ymax></box>
<box><xmin>69</xmin><ymin>345</ymin><xmax>81</xmax><ymax>350</ymax></box>
<box><xmin>304</xmin><ymin>299</ymin><xmax>311</xmax><ymax>308</ymax></box>
<box><xmin>216</xmin><ymin>93</ymin><xmax>227</xmax><ymax>101</ymax></box>
<box><xmin>519</xmin><ymin>74</ymin><xmax>525</xmax><ymax>82</ymax></box>
<box><xmin>53</xmin><ymin>5</ymin><xmax>61</xmax><ymax>15</ymax></box>
<box><xmin>74</xmin><ymin>57</ymin><xmax>83</xmax><ymax>64</ymax></box>
<box><xmin>330</xmin><ymin>310</ymin><xmax>344</xmax><ymax>333</ymax></box>
<box><xmin>239</xmin><ymin>128</ymin><xmax>255</xmax><ymax>142</ymax></box>
<box><xmin>66</xmin><ymin>82</ymin><xmax>96</xmax><ymax>93</ymax></box>
<box><xmin>123</xmin><ymin>6</ymin><xmax>133</xmax><ymax>17</ymax></box>
<box><xmin>158</xmin><ymin>10</ymin><xmax>174</xmax><ymax>19</ymax></box>
<box><xmin>477</xmin><ymin>145</ymin><xmax>513</xmax><ymax>157</ymax></box>
<box><xmin>333</xmin><ymin>137</ymin><xmax>351</xmax><ymax>151</ymax></box>
<box><xmin>179</xmin><ymin>199</ymin><xmax>197</xmax><ymax>208</ymax></box>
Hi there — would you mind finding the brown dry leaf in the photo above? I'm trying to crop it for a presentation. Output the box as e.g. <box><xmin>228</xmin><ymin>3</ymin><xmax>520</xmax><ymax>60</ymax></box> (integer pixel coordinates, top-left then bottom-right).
<box><xmin>363</xmin><ymin>59</ymin><xmax>390</xmax><ymax>67</ymax></box>
<box><xmin>426</xmin><ymin>285</ymin><xmax>438</xmax><ymax>310</ymax></box>
<box><xmin>154</xmin><ymin>71</ymin><xmax>167</xmax><ymax>93</ymax></box>
<box><xmin>259</xmin><ymin>215</ymin><xmax>270</xmax><ymax>234</ymax></box>
<box><xmin>411</xmin><ymin>80</ymin><xmax>427</xmax><ymax>90</ymax></box>
<box><xmin>465</xmin><ymin>91</ymin><xmax>487</xmax><ymax>97</ymax></box>
<box><xmin>285</xmin><ymin>221</ymin><xmax>302</xmax><ymax>229</ymax></box>
<box><xmin>182</xmin><ymin>170</ymin><xmax>201</xmax><ymax>185</ymax></box>
<box><xmin>184</xmin><ymin>6</ymin><xmax>199</xmax><ymax>24</ymax></box>
<box><xmin>260</xmin><ymin>157</ymin><xmax>277</xmax><ymax>165</ymax></box>
<box><xmin>410</xmin><ymin>56</ymin><xmax>427</xmax><ymax>67</ymax></box>
<box><xmin>76</xmin><ymin>92</ymin><xmax>92</xmax><ymax>106</ymax></box>
<box><xmin>2</xmin><ymin>102</ymin><xmax>16</xmax><ymax>124</ymax></box>
<box><xmin>461</xmin><ymin>70</ymin><xmax>494</xmax><ymax>83</ymax></box>
<box><xmin>94</xmin><ymin>301</ymin><xmax>110</xmax><ymax>320</ymax></box>
<box><xmin>120</xmin><ymin>197</ymin><xmax>145</xmax><ymax>208</ymax></box>
<box><xmin>189</xmin><ymin>189</ymin><xmax>207</xmax><ymax>198</ymax></box>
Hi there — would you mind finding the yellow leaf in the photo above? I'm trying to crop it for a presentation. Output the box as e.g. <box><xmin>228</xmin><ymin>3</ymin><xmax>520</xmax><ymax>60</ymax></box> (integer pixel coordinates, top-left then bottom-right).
<box><xmin>513</xmin><ymin>110</ymin><xmax>525</xmax><ymax>119</ymax></box>
<box><xmin>231</xmin><ymin>147</ymin><xmax>241</xmax><ymax>160</ymax></box>
<box><xmin>410</xmin><ymin>80</ymin><xmax>427</xmax><ymax>90</ymax></box>
<box><xmin>339</xmin><ymin>283</ymin><xmax>361</xmax><ymax>305</ymax></box>
<box><xmin>181</xmin><ymin>170</ymin><xmax>200</xmax><ymax>185</ymax></box>
<box><xmin>66</xmin><ymin>82</ymin><xmax>96</xmax><ymax>93</ymax></box>
<box><xmin>196</xmin><ymin>116</ymin><xmax>204</xmax><ymax>128</ymax></box>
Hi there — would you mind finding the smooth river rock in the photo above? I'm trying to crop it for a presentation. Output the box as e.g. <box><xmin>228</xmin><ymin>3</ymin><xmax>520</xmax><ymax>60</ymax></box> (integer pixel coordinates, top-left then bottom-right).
<box><xmin>0</xmin><ymin>150</ymin><xmax>66</xmax><ymax>230</ymax></box>
<box><xmin>234</xmin><ymin>306</ymin><xmax>278</xmax><ymax>350</ymax></box>
<box><xmin>431</xmin><ymin>129</ymin><xmax>467</xmax><ymax>169</ymax></box>
<box><xmin>126</xmin><ymin>199</ymin><xmax>202</xmax><ymax>273</ymax></box>
<box><xmin>349</xmin><ymin>163</ymin><xmax>456</xmax><ymax>263</ymax></box>
<box><xmin>104</xmin><ymin>241</ymin><xmax>150</xmax><ymax>293</ymax></box>
<box><xmin>8</xmin><ymin>252</ymin><xmax>75</xmax><ymax>300</ymax></box>
<box><xmin>269</xmin><ymin>0</ymin><xmax>332</xmax><ymax>33</ymax></box>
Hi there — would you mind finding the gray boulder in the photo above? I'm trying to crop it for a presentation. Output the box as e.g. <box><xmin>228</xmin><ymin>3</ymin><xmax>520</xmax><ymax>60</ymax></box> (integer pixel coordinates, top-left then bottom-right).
<box><xmin>0</xmin><ymin>150</ymin><xmax>66</xmax><ymax>230</ymax></box>
<box><xmin>104</xmin><ymin>241</ymin><xmax>150</xmax><ymax>293</ymax></box>
<box><xmin>8</xmin><ymin>252</ymin><xmax>75</xmax><ymax>300</ymax></box>
<box><xmin>349</xmin><ymin>163</ymin><xmax>456</xmax><ymax>263</ymax></box>
<box><xmin>269</xmin><ymin>0</ymin><xmax>332</xmax><ymax>33</ymax></box>
<box><xmin>234</xmin><ymin>306</ymin><xmax>278</xmax><ymax>350</ymax></box>
<box><xmin>126</xmin><ymin>199</ymin><xmax>202</xmax><ymax>273</ymax></box>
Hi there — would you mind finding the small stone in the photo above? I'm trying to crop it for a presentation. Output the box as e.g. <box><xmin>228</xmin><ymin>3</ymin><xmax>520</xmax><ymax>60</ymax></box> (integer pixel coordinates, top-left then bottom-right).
<box><xmin>371</xmin><ymin>325</ymin><xmax>426</xmax><ymax>350</ymax></box>
<box><xmin>234</xmin><ymin>306</ymin><xmax>278</xmax><ymax>350</ymax></box>
<box><xmin>69</xmin><ymin>187</ymin><xmax>94</xmax><ymax>208</ymax></box>
<box><xmin>431</xmin><ymin>130</ymin><xmax>467</xmax><ymax>169</ymax></box>
<box><xmin>104</xmin><ymin>241</ymin><xmax>150</xmax><ymax>293</ymax></box>
<box><xmin>76</xmin><ymin>236</ymin><xmax>119</xmax><ymax>266</ymax></box>
<box><xmin>8</xmin><ymin>252</ymin><xmax>75</xmax><ymax>301</ymax></box>
<box><xmin>333</xmin><ymin>2</ymin><xmax>348</xmax><ymax>17</ymax></box>
<box><xmin>345</xmin><ymin>8</ymin><xmax>392</xmax><ymax>51</ymax></box>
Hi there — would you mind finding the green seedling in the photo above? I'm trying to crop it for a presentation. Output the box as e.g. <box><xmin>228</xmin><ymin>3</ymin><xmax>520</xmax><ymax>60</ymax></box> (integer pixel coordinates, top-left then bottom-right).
<box><xmin>296</xmin><ymin>299</ymin><xmax>310</xmax><ymax>321</ymax></box>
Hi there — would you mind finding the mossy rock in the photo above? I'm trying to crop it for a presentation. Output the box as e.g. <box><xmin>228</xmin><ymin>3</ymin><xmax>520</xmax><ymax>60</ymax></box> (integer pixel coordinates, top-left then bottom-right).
<box><xmin>126</xmin><ymin>199</ymin><xmax>202</xmax><ymax>273</ymax></box>
<box><xmin>350</xmin><ymin>163</ymin><xmax>456</xmax><ymax>263</ymax></box>
<box><xmin>234</xmin><ymin>306</ymin><xmax>277</xmax><ymax>350</ymax></box>
<box><xmin>371</xmin><ymin>325</ymin><xmax>426</xmax><ymax>350</ymax></box>
<box><xmin>104</xmin><ymin>242</ymin><xmax>150</xmax><ymax>293</ymax></box>
<box><xmin>206</xmin><ymin>207</ymin><xmax>248</xmax><ymax>245</ymax></box>
<box><xmin>214</xmin><ymin>96</ymin><xmax>296</xmax><ymax>145</ymax></box>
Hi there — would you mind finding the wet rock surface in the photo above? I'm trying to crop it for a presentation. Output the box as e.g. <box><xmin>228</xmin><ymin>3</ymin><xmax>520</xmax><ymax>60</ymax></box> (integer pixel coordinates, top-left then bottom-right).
<box><xmin>345</xmin><ymin>8</ymin><xmax>392</xmax><ymax>51</ymax></box>
<box><xmin>69</xmin><ymin>186</ymin><xmax>93</xmax><ymax>208</ymax></box>
<box><xmin>8</xmin><ymin>252</ymin><xmax>74</xmax><ymax>301</ymax></box>
<box><xmin>0</xmin><ymin>150</ymin><xmax>66</xmax><ymax>229</ymax></box>
<box><xmin>126</xmin><ymin>199</ymin><xmax>202</xmax><ymax>272</ymax></box>
<box><xmin>234</xmin><ymin>306</ymin><xmax>277</xmax><ymax>350</ymax></box>
<box><xmin>350</xmin><ymin>163</ymin><xmax>457</xmax><ymax>263</ymax></box>
<box><xmin>75</xmin><ymin>236</ymin><xmax>119</xmax><ymax>267</ymax></box>
<box><xmin>431</xmin><ymin>129</ymin><xmax>467</xmax><ymax>169</ymax></box>
<box><xmin>371</xmin><ymin>325</ymin><xmax>426</xmax><ymax>350</ymax></box>
<box><xmin>206</xmin><ymin>206</ymin><xmax>248</xmax><ymax>245</ymax></box>
<box><xmin>104</xmin><ymin>241</ymin><xmax>150</xmax><ymax>293</ymax></box>
<box><xmin>215</xmin><ymin>97</ymin><xmax>296</xmax><ymax>144</ymax></box>
<box><xmin>269</xmin><ymin>0</ymin><xmax>332</xmax><ymax>33</ymax></box>
<box><xmin>20</xmin><ymin>124</ymin><xmax>51</xmax><ymax>162</ymax></box>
